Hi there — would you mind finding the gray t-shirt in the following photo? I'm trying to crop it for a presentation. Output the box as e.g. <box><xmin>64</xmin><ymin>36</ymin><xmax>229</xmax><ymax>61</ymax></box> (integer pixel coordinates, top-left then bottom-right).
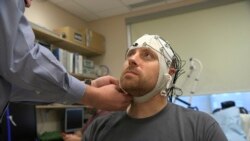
<box><xmin>84</xmin><ymin>103</ymin><xmax>227</xmax><ymax>141</ymax></box>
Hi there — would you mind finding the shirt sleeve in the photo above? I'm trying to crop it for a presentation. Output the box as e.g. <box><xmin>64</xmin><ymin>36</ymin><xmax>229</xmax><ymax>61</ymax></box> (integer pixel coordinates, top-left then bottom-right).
<box><xmin>0</xmin><ymin>0</ymin><xmax>85</xmax><ymax>104</ymax></box>
<box><xmin>203</xmin><ymin>114</ymin><xmax>228</xmax><ymax>141</ymax></box>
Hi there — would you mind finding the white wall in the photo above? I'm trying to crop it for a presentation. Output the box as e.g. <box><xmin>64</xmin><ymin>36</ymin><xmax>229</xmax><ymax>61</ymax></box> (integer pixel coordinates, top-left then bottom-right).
<box><xmin>24</xmin><ymin>0</ymin><xmax>86</xmax><ymax>32</ymax></box>
<box><xmin>130</xmin><ymin>1</ymin><xmax>250</xmax><ymax>95</ymax></box>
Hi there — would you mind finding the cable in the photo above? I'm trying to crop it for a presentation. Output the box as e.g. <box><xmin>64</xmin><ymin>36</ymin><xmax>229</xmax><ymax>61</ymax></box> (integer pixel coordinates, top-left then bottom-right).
<box><xmin>6</xmin><ymin>107</ymin><xmax>11</xmax><ymax>141</ymax></box>
<box><xmin>165</xmin><ymin>45</ymin><xmax>186</xmax><ymax>102</ymax></box>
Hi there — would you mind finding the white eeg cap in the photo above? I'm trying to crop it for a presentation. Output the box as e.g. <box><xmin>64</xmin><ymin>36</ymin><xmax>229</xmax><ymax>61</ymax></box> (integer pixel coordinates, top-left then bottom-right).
<box><xmin>127</xmin><ymin>34</ymin><xmax>174</xmax><ymax>103</ymax></box>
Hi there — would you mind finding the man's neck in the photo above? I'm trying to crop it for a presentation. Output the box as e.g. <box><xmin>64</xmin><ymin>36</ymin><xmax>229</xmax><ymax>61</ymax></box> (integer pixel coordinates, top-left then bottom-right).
<box><xmin>126</xmin><ymin>94</ymin><xmax>167</xmax><ymax>119</ymax></box>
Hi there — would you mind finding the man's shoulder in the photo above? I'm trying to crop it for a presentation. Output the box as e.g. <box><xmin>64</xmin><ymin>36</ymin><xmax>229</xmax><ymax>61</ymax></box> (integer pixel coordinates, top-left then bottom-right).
<box><xmin>94</xmin><ymin>111</ymin><xmax>126</xmax><ymax>124</ymax></box>
<box><xmin>87</xmin><ymin>111</ymin><xmax>126</xmax><ymax>135</ymax></box>
<box><xmin>170</xmin><ymin>103</ymin><xmax>215</xmax><ymax>121</ymax></box>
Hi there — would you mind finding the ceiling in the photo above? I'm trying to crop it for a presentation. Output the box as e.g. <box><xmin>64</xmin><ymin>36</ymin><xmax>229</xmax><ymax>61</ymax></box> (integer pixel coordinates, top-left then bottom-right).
<box><xmin>48</xmin><ymin>0</ymin><xmax>185</xmax><ymax>22</ymax></box>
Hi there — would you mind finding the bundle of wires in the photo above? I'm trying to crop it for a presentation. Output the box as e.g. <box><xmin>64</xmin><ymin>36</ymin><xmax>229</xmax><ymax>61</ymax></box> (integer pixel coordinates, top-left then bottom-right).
<box><xmin>165</xmin><ymin>47</ymin><xmax>186</xmax><ymax>102</ymax></box>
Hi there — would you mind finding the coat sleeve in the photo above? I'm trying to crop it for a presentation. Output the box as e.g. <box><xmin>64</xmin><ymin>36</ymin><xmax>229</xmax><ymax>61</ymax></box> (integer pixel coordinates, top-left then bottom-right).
<box><xmin>0</xmin><ymin>0</ymin><xmax>85</xmax><ymax>104</ymax></box>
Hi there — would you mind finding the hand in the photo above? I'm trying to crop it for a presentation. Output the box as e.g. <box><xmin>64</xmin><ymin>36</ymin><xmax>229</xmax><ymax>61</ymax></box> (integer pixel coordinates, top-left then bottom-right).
<box><xmin>62</xmin><ymin>133</ymin><xmax>81</xmax><ymax>141</ymax></box>
<box><xmin>91</xmin><ymin>75</ymin><xmax>119</xmax><ymax>87</ymax></box>
<box><xmin>24</xmin><ymin>0</ymin><xmax>32</xmax><ymax>8</ymax></box>
<box><xmin>82</xmin><ymin>84</ymin><xmax>132</xmax><ymax>111</ymax></box>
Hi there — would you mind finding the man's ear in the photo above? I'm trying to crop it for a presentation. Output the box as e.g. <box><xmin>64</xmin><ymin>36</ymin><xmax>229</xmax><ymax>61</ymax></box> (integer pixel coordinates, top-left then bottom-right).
<box><xmin>168</xmin><ymin>67</ymin><xmax>176</xmax><ymax>76</ymax></box>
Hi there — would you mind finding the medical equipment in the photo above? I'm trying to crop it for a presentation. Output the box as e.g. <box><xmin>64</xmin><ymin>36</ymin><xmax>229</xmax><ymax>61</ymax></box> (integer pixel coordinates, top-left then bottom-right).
<box><xmin>174</xmin><ymin>57</ymin><xmax>203</xmax><ymax>108</ymax></box>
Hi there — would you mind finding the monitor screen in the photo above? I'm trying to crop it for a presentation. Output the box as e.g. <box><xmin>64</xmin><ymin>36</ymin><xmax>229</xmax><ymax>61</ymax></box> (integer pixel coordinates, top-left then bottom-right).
<box><xmin>64</xmin><ymin>107</ymin><xmax>84</xmax><ymax>133</ymax></box>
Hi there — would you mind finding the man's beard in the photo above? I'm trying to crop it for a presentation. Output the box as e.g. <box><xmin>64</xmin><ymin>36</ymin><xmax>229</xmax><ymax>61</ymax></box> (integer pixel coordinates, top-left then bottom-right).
<box><xmin>120</xmin><ymin>77</ymin><xmax>154</xmax><ymax>97</ymax></box>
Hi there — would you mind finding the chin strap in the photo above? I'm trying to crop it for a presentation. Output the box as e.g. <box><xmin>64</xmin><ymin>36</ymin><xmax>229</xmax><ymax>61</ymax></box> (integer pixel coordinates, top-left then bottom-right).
<box><xmin>133</xmin><ymin>73</ymin><xmax>172</xmax><ymax>103</ymax></box>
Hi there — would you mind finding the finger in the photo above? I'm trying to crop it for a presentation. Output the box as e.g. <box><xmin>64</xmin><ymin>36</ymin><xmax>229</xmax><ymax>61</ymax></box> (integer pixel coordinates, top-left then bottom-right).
<box><xmin>108</xmin><ymin>76</ymin><xmax>119</xmax><ymax>85</ymax></box>
<box><xmin>25</xmin><ymin>0</ymin><xmax>32</xmax><ymax>7</ymax></box>
<box><xmin>116</xmin><ymin>85</ymin><xmax>128</xmax><ymax>94</ymax></box>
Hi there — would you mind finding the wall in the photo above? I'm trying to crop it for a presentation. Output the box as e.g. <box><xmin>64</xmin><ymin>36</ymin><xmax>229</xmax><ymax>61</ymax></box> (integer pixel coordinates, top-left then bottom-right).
<box><xmin>88</xmin><ymin>0</ymin><xmax>205</xmax><ymax>78</ymax></box>
<box><xmin>90</xmin><ymin>1</ymin><xmax>250</xmax><ymax>96</ymax></box>
<box><xmin>24</xmin><ymin>0</ymin><xmax>86</xmax><ymax>31</ymax></box>
<box><xmin>88</xmin><ymin>15</ymin><xmax>128</xmax><ymax>78</ymax></box>
<box><xmin>130</xmin><ymin>1</ymin><xmax>250</xmax><ymax>95</ymax></box>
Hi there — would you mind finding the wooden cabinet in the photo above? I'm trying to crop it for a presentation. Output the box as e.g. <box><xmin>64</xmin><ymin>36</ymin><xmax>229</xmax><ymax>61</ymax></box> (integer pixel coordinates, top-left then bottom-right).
<box><xmin>31</xmin><ymin>23</ymin><xmax>104</xmax><ymax>80</ymax></box>
<box><xmin>85</xmin><ymin>29</ymin><xmax>105</xmax><ymax>54</ymax></box>
<box><xmin>35</xmin><ymin>104</ymin><xmax>92</xmax><ymax>135</ymax></box>
<box><xmin>31</xmin><ymin>23</ymin><xmax>103</xmax><ymax>57</ymax></box>
<box><xmin>0</xmin><ymin>102</ymin><xmax>37</xmax><ymax>140</ymax></box>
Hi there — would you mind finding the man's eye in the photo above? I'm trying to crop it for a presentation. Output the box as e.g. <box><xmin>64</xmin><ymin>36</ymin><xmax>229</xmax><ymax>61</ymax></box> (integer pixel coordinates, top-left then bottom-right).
<box><xmin>127</xmin><ymin>50</ymin><xmax>134</xmax><ymax>57</ymax></box>
<box><xmin>142</xmin><ymin>52</ymin><xmax>153</xmax><ymax>59</ymax></box>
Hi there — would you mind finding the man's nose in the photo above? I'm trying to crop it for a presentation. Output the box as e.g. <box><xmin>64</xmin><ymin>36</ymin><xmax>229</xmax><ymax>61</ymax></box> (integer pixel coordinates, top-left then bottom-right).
<box><xmin>128</xmin><ymin>53</ymin><xmax>139</xmax><ymax>66</ymax></box>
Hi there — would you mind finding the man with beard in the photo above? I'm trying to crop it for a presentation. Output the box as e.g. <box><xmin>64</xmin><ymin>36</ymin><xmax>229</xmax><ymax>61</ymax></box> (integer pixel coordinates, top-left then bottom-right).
<box><xmin>83</xmin><ymin>34</ymin><xmax>227</xmax><ymax>141</ymax></box>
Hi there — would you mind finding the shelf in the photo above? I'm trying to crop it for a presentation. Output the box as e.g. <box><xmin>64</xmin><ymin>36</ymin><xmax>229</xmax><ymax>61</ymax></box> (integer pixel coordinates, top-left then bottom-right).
<box><xmin>31</xmin><ymin>22</ymin><xmax>102</xmax><ymax>57</ymax></box>
<box><xmin>36</xmin><ymin>103</ymin><xmax>89</xmax><ymax>109</ymax></box>
<box><xmin>30</xmin><ymin>23</ymin><xmax>99</xmax><ymax>80</ymax></box>
<box><xmin>71</xmin><ymin>73</ymin><xmax>96</xmax><ymax>80</ymax></box>
<box><xmin>31</xmin><ymin>23</ymin><xmax>61</xmax><ymax>42</ymax></box>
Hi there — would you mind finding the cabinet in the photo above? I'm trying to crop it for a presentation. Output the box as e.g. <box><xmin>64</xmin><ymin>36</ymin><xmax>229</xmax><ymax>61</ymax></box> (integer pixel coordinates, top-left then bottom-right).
<box><xmin>85</xmin><ymin>29</ymin><xmax>105</xmax><ymax>54</ymax></box>
<box><xmin>0</xmin><ymin>102</ymin><xmax>37</xmax><ymax>141</ymax></box>
<box><xmin>53</xmin><ymin>26</ymin><xmax>105</xmax><ymax>55</ymax></box>
<box><xmin>31</xmin><ymin>22</ymin><xmax>104</xmax><ymax>80</ymax></box>
<box><xmin>31</xmin><ymin>23</ymin><xmax>104</xmax><ymax>57</ymax></box>
<box><xmin>30</xmin><ymin>23</ymin><xmax>102</xmax><ymax>136</ymax></box>
<box><xmin>36</xmin><ymin>104</ymin><xmax>91</xmax><ymax>135</ymax></box>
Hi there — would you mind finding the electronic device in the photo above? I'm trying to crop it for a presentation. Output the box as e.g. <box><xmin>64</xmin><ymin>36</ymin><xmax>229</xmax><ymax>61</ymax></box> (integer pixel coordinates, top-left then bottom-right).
<box><xmin>63</xmin><ymin>107</ymin><xmax>84</xmax><ymax>133</ymax></box>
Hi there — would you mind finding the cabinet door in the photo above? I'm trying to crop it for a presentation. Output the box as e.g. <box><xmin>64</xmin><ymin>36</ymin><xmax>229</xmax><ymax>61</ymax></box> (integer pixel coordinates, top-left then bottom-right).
<box><xmin>85</xmin><ymin>29</ymin><xmax>105</xmax><ymax>54</ymax></box>
<box><xmin>0</xmin><ymin>102</ymin><xmax>37</xmax><ymax>141</ymax></box>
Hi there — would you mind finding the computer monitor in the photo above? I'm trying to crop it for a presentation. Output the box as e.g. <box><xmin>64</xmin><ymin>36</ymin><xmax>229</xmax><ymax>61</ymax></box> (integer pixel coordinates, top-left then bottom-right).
<box><xmin>64</xmin><ymin>107</ymin><xmax>84</xmax><ymax>133</ymax></box>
